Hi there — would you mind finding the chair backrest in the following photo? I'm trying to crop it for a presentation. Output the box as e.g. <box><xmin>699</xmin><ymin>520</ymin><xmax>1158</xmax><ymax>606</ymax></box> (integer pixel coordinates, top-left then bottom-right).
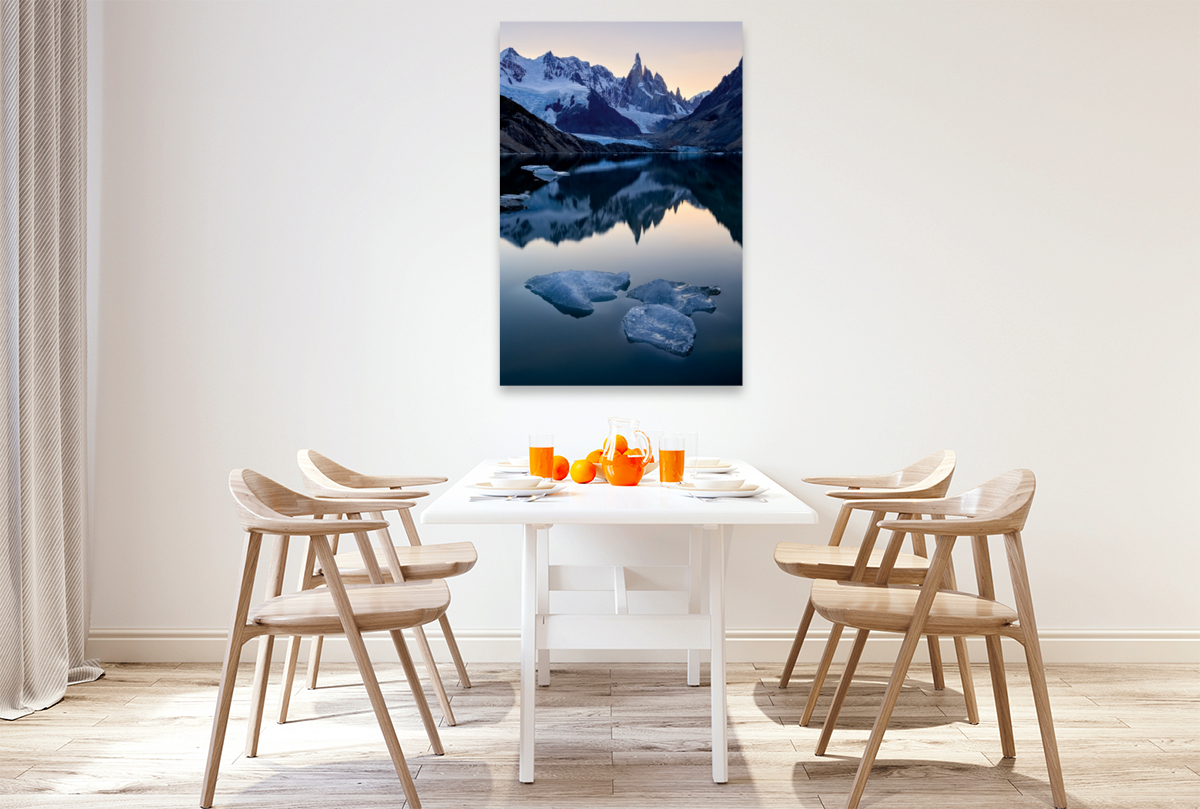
<box><xmin>828</xmin><ymin>450</ymin><xmax>956</xmax><ymax>502</ymax></box>
<box><xmin>940</xmin><ymin>469</ymin><xmax>1036</xmax><ymax>534</ymax></box>
<box><xmin>298</xmin><ymin>450</ymin><xmax>374</xmax><ymax>491</ymax></box>
<box><xmin>229</xmin><ymin>468</ymin><xmax>394</xmax><ymax>535</ymax></box>
<box><xmin>296</xmin><ymin>449</ymin><xmax>445</xmax><ymax>498</ymax></box>
<box><xmin>895</xmin><ymin>450</ymin><xmax>956</xmax><ymax>488</ymax></box>
<box><xmin>229</xmin><ymin>468</ymin><xmax>318</xmax><ymax>530</ymax></box>
<box><xmin>874</xmin><ymin>469</ymin><xmax>1036</xmax><ymax>537</ymax></box>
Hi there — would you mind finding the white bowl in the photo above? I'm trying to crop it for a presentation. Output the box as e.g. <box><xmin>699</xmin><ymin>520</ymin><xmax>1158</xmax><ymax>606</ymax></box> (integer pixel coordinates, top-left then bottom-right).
<box><xmin>504</xmin><ymin>476</ymin><xmax>544</xmax><ymax>489</ymax></box>
<box><xmin>693</xmin><ymin>457</ymin><xmax>723</xmax><ymax>467</ymax></box>
<box><xmin>691</xmin><ymin>476</ymin><xmax>744</xmax><ymax>490</ymax></box>
<box><xmin>508</xmin><ymin>456</ymin><xmax>528</xmax><ymax>466</ymax></box>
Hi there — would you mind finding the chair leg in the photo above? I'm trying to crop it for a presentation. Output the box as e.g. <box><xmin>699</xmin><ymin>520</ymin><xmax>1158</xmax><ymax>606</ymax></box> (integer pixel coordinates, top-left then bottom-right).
<box><xmin>389</xmin><ymin>628</ymin><xmax>445</xmax><ymax>756</ymax></box>
<box><xmin>801</xmin><ymin>622</ymin><xmax>843</xmax><ymax>726</ymax></box>
<box><xmin>910</xmin><ymin>530</ymin><xmax>948</xmax><ymax>691</ymax></box>
<box><xmin>815</xmin><ymin>628</ymin><xmax>869</xmax><ymax>755</ymax></box>
<box><xmin>200</xmin><ymin>631</ymin><xmax>248</xmax><ymax>808</ymax></box>
<box><xmin>277</xmin><ymin>634</ymin><xmax>303</xmax><ymax>723</ymax></box>
<box><xmin>353</xmin><ymin>631</ymin><xmax>423</xmax><ymax>808</ymax></box>
<box><xmin>412</xmin><ymin>623</ymin><xmax>457</xmax><ymax>726</ymax></box>
<box><xmin>940</xmin><ymin>555</ymin><xmax>979</xmax><ymax>722</ymax></box>
<box><xmin>305</xmin><ymin>635</ymin><xmax>325</xmax><ymax>689</ymax></box>
<box><xmin>779</xmin><ymin>597</ymin><xmax>816</xmax><ymax>688</ymax></box>
<box><xmin>311</xmin><ymin>535</ymin><xmax>424</xmax><ymax>808</ymax></box>
<box><xmin>1006</xmin><ymin>532</ymin><xmax>1067</xmax><ymax>808</ymax></box>
<box><xmin>842</xmin><ymin>625</ymin><xmax>924</xmax><ymax>809</ymax></box>
<box><xmin>201</xmin><ymin>533</ymin><xmax>262</xmax><ymax>809</ymax></box>
<box><xmin>925</xmin><ymin>634</ymin><xmax>946</xmax><ymax>689</ymax></box>
<box><xmin>840</xmin><ymin>535</ymin><xmax>957</xmax><ymax>809</ymax></box>
<box><xmin>985</xmin><ymin>634</ymin><xmax>1015</xmax><ymax>756</ymax></box>
<box><xmin>244</xmin><ymin>535</ymin><xmax>288</xmax><ymax>757</ymax></box>
<box><xmin>439</xmin><ymin>613</ymin><xmax>472</xmax><ymax>688</ymax></box>
<box><xmin>953</xmin><ymin>635</ymin><xmax>979</xmax><ymax>724</ymax></box>
<box><xmin>244</xmin><ymin>635</ymin><xmax>275</xmax><ymax>757</ymax></box>
<box><xmin>283</xmin><ymin>538</ymin><xmax>319</xmax><ymax>712</ymax></box>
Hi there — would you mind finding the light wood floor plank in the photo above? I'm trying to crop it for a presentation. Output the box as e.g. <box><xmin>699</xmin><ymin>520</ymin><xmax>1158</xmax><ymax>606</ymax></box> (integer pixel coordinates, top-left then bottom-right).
<box><xmin>1</xmin><ymin>661</ymin><xmax>1196</xmax><ymax>809</ymax></box>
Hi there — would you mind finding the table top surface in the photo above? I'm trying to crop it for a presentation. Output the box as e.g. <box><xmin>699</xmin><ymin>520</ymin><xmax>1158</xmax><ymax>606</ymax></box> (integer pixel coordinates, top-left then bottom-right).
<box><xmin>420</xmin><ymin>459</ymin><xmax>819</xmax><ymax>526</ymax></box>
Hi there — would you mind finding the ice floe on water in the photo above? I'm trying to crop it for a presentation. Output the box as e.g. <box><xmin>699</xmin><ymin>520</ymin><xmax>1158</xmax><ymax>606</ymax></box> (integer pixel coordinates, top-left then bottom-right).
<box><xmin>627</xmin><ymin>279</ymin><xmax>720</xmax><ymax>316</ymax></box>
<box><xmin>525</xmin><ymin>270</ymin><xmax>631</xmax><ymax>318</ymax></box>
<box><xmin>520</xmin><ymin>165</ymin><xmax>570</xmax><ymax>182</ymax></box>
<box><xmin>501</xmin><ymin>192</ymin><xmax>530</xmax><ymax>213</ymax></box>
<box><xmin>622</xmin><ymin>304</ymin><xmax>697</xmax><ymax>357</ymax></box>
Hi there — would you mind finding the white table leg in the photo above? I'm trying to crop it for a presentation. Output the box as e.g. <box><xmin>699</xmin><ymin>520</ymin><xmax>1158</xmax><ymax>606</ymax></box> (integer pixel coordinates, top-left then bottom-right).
<box><xmin>520</xmin><ymin>523</ymin><xmax>539</xmax><ymax>783</ymax></box>
<box><xmin>710</xmin><ymin>524</ymin><xmax>729</xmax><ymax>783</ymax></box>
<box><xmin>537</xmin><ymin>526</ymin><xmax>550</xmax><ymax>687</ymax></box>
<box><xmin>688</xmin><ymin>527</ymin><xmax>703</xmax><ymax>686</ymax></box>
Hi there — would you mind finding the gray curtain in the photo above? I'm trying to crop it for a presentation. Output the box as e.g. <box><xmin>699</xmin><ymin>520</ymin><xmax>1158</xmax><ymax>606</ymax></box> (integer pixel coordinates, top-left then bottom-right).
<box><xmin>0</xmin><ymin>0</ymin><xmax>99</xmax><ymax>721</ymax></box>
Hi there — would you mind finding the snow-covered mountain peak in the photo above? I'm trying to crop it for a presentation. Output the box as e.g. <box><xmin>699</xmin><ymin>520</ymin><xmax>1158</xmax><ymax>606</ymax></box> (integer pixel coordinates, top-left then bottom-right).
<box><xmin>500</xmin><ymin>47</ymin><xmax>718</xmax><ymax>136</ymax></box>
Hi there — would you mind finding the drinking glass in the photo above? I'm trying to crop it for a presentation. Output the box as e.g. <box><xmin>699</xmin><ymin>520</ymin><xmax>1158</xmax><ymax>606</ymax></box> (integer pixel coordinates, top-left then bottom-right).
<box><xmin>658</xmin><ymin>432</ymin><xmax>686</xmax><ymax>483</ymax></box>
<box><xmin>682</xmin><ymin>432</ymin><xmax>699</xmax><ymax>478</ymax></box>
<box><xmin>528</xmin><ymin>433</ymin><xmax>553</xmax><ymax>478</ymax></box>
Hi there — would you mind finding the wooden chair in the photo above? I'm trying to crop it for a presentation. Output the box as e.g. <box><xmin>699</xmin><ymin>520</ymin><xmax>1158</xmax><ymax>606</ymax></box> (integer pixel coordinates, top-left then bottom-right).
<box><xmin>809</xmin><ymin>469</ymin><xmax>1066</xmax><ymax>809</ymax></box>
<box><xmin>775</xmin><ymin>450</ymin><xmax>978</xmax><ymax>727</ymax></box>
<box><xmin>274</xmin><ymin>450</ymin><xmax>475</xmax><ymax>728</ymax></box>
<box><xmin>203</xmin><ymin>469</ymin><xmax>450</xmax><ymax>809</ymax></box>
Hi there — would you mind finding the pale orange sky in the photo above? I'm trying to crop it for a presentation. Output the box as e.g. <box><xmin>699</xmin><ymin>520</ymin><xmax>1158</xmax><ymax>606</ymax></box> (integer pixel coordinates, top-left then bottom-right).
<box><xmin>500</xmin><ymin>22</ymin><xmax>742</xmax><ymax>100</ymax></box>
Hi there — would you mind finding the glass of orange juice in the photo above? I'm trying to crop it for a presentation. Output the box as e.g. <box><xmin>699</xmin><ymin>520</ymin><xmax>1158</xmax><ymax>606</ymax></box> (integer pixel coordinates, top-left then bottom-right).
<box><xmin>529</xmin><ymin>433</ymin><xmax>554</xmax><ymax>478</ymax></box>
<box><xmin>658</xmin><ymin>432</ymin><xmax>686</xmax><ymax>483</ymax></box>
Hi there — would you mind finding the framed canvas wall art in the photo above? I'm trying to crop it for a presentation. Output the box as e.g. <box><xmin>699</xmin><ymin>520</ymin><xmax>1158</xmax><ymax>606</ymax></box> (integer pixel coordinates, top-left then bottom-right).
<box><xmin>499</xmin><ymin>22</ymin><xmax>743</xmax><ymax>386</ymax></box>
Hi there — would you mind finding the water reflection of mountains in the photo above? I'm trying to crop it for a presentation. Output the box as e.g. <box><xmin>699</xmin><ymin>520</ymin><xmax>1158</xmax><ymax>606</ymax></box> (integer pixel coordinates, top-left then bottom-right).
<box><xmin>500</xmin><ymin>153</ymin><xmax>741</xmax><ymax>248</ymax></box>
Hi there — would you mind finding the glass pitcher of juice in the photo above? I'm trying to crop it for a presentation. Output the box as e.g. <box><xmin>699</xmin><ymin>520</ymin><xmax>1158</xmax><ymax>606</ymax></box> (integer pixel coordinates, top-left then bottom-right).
<box><xmin>602</xmin><ymin>417</ymin><xmax>653</xmax><ymax>486</ymax></box>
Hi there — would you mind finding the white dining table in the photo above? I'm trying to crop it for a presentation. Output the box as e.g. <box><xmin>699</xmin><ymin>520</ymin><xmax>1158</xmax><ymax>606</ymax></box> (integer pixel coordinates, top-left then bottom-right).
<box><xmin>420</xmin><ymin>459</ymin><xmax>818</xmax><ymax>784</ymax></box>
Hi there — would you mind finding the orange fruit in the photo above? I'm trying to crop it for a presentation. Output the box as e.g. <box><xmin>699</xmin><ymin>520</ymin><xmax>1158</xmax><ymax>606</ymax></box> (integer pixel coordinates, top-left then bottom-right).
<box><xmin>569</xmin><ymin>459</ymin><xmax>597</xmax><ymax>484</ymax></box>
<box><xmin>586</xmin><ymin>448</ymin><xmax>604</xmax><ymax>464</ymax></box>
<box><xmin>602</xmin><ymin>435</ymin><xmax>629</xmax><ymax>455</ymax></box>
<box><xmin>551</xmin><ymin>455</ymin><xmax>569</xmax><ymax>481</ymax></box>
<box><xmin>626</xmin><ymin>448</ymin><xmax>643</xmax><ymax>456</ymax></box>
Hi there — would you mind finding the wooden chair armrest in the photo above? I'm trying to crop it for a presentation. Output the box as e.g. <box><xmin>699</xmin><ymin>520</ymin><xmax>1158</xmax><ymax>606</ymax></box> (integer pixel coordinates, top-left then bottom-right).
<box><xmin>249</xmin><ymin>517</ymin><xmax>389</xmax><ymax>536</ymax></box>
<box><xmin>309</xmin><ymin>488</ymin><xmax>429</xmax><ymax>500</ymax></box>
<box><xmin>841</xmin><ymin>496</ymin><xmax>956</xmax><ymax>514</ymax></box>
<box><xmin>308</xmin><ymin>497</ymin><xmax>415</xmax><ymax>516</ymax></box>
<box><xmin>803</xmin><ymin>474</ymin><xmax>898</xmax><ymax>488</ymax></box>
<box><xmin>828</xmin><ymin>486</ymin><xmax>941</xmax><ymax>501</ymax></box>
<box><xmin>877</xmin><ymin>516</ymin><xmax>1007</xmax><ymax>536</ymax></box>
<box><xmin>357</xmin><ymin>474</ymin><xmax>447</xmax><ymax>488</ymax></box>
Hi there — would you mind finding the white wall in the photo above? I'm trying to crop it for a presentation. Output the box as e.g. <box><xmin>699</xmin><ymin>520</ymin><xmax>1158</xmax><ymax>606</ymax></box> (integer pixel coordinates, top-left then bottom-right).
<box><xmin>87</xmin><ymin>0</ymin><xmax>1200</xmax><ymax>663</ymax></box>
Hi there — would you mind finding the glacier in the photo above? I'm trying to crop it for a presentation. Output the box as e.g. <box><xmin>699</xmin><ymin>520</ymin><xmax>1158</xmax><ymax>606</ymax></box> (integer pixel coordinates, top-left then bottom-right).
<box><xmin>622</xmin><ymin>304</ymin><xmax>697</xmax><ymax>356</ymax></box>
<box><xmin>627</xmin><ymin>279</ymin><xmax>719</xmax><ymax>316</ymax></box>
<box><xmin>525</xmin><ymin>270</ymin><xmax>631</xmax><ymax>318</ymax></box>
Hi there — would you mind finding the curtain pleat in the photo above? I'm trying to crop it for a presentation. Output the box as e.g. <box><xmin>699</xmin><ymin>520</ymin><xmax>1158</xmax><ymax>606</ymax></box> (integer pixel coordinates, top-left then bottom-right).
<box><xmin>0</xmin><ymin>0</ymin><xmax>98</xmax><ymax>722</ymax></box>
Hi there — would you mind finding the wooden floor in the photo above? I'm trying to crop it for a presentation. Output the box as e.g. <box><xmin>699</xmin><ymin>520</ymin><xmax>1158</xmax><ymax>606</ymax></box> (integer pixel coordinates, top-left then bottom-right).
<box><xmin>1</xmin><ymin>659</ymin><xmax>1197</xmax><ymax>808</ymax></box>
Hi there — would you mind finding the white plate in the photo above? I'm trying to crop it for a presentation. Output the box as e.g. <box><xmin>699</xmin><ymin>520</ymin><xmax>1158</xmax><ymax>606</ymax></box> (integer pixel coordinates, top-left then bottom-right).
<box><xmin>690</xmin><ymin>459</ymin><xmax>733</xmax><ymax>470</ymax></box>
<box><xmin>495</xmin><ymin>460</ymin><xmax>529</xmax><ymax>470</ymax></box>
<box><xmin>691</xmin><ymin>476</ymin><xmax>746</xmax><ymax>491</ymax></box>
<box><xmin>690</xmin><ymin>464</ymin><xmax>737</xmax><ymax>474</ymax></box>
<box><xmin>471</xmin><ymin>480</ymin><xmax>563</xmax><ymax>496</ymax></box>
<box><xmin>673</xmin><ymin>482</ymin><xmax>768</xmax><ymax>498</ymax></box>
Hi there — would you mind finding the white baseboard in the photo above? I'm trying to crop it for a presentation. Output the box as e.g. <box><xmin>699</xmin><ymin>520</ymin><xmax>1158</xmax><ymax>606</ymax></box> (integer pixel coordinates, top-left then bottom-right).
<box><xmin>88</xmin><ymin>626</ymin><xmax>1200</xmax><ymax>665</ymax></box>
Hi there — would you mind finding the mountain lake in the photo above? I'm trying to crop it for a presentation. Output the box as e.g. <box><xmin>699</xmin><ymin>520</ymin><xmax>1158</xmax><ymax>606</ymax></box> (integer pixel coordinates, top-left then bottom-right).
<box><xmin>500</xmin><ymin>151</ymin><xmax>742</xmax><ymax>386</ymax></box>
